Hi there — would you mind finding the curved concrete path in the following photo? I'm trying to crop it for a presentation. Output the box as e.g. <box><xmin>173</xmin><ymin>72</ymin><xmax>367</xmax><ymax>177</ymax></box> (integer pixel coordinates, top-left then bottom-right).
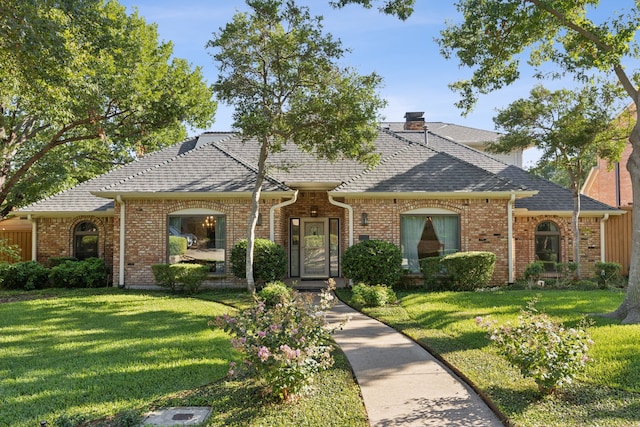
<box><xmin>326</xmin><ymin>299</ymin><xmax>504</xmax><ymax>427</ymax></box>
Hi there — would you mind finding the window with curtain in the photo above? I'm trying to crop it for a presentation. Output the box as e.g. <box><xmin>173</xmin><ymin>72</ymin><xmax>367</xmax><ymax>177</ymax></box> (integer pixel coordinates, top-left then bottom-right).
<box><xmin>168</xmin><ymin>214</ymin><xmax>226</xmax><ymax>273</ymax></box>
<box><xmin>401</xmin><ymin>214</ymin><xmax>459</xmax><ymax>273</ymax></box>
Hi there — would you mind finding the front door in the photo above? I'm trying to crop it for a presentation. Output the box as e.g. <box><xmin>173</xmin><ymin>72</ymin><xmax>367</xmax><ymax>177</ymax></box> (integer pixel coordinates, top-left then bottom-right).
<box><xmin>301</xmin><ymin>218</ymin><xmax>329</xmax><ymax>278</ymax></box>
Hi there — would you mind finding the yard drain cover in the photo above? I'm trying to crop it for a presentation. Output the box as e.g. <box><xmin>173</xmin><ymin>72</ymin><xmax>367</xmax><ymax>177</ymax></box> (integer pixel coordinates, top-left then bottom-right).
<box><xmin>143</xmin><ymin>407</ymin><xmax>211</xmax><ymax>426</ymax></box>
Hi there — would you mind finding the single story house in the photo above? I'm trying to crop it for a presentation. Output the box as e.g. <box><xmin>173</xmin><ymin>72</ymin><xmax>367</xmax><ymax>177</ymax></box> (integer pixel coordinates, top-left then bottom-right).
<box><xmin>15</xmin><ymin>113</ymin><xmax>621</xmax><ymax>287</ymax></box>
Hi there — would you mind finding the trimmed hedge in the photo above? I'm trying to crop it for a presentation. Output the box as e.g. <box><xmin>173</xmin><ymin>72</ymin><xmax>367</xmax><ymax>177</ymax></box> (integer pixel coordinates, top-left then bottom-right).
<box><xmin>259</xmin><ymin>281</ymin><xmax>294</xmax><ymax>306</ymax></box>
<box><xmin>419</xmin><ymin>256</ymin><xmax>451</xmax><ymax>291</ymax></box>
<box><xmin>230</xmin><ymin>238</ymin><xmax>287</xmax><ymax>283</ymax></box>
<box><xmin>169</xmin><ymin>236</ymin><xmax>188</xmax><ymax>256</ymax></box>
<box><xmin>595</xmin><ymin>261</ymin><xmax>622</xmax><ymax>288</ymax></box>
<box><xmin>342</xmin><ymin>240</ymin><xmax>403</xmax><ymax>287</ymax></box>
<box><xmin>351</xmin><ymin>283</ymin><xmax>397</xmax><ymax>307</ymax></box>
<box><xmin>151</xmin><ymin>263</ymin><xmax>210</xmax><ymax>293</ymax></box>
<box><xmin>0</xmin><ymin>261</ymin><xmax>50</xmax><ymax>290</ymax></box>
<box><xmin>442</xmin><ymin>251</ymin><xmax>496</xmax><ymax>290</ymax></box>
<box><xmin>49</xmin><ymin>258</ymin><xmax>108</xmax><ymax>288</ymax></box>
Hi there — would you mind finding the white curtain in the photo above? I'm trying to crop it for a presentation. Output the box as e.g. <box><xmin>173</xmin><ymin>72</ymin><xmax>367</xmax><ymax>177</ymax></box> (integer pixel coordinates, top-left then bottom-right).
<box><xmin>401</xmin><ymin>216</ymin><xmax>426</xmax><ymax>272</ymax></box>
<box><xmin>431</xmin><ymin>216</ymin><xmax>459</xmax><ymax>255</ymax></box>
<box><xmin>215</xmin><ymin>216</ymin><xmax>226</xmax><ymax>249</ymax></box>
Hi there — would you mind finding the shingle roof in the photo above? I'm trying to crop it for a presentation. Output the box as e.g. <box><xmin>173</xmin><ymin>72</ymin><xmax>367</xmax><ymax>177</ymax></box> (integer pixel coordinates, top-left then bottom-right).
<box><xmin>18</xmin><ymin>126</ymin><xmax>617</xmax><ymax>216</ymax></box>
<box><xmin>396</xmin><ymin>129</ymin><xmax>616</xmax><ymax>212</ymax></box>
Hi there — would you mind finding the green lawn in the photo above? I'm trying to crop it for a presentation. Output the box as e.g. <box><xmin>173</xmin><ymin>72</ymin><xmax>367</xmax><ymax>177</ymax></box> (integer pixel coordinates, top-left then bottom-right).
<box><xmin>0</xmin><ymin>288</ymin><xmax>367</xmax><ymax>427</ymax></box>
<box><xmin>337</xmin><ymin>288</ymin><xmax>640</xmax><ymax>427</ymax></box>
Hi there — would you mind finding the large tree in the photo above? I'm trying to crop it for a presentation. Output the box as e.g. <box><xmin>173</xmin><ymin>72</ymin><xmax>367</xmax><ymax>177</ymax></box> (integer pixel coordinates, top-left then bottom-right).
<box><xmin>436</xmin><ymin>1</ymin><xmax>640</xmax><ymax>324</ymax></box>
<box><xmin>489</xmin><ymin>84</ymin><xmax>627</xmax><ymax>277</ymax></box>
<box><xmin>208</xmin><ymin>0</ymin><xmax>384</xmax><ymax>292</ymax></box>
<box><xmin>0</xmin><ymin>0</ymin><xmax>216</xmax><ymax>214</ymax></box>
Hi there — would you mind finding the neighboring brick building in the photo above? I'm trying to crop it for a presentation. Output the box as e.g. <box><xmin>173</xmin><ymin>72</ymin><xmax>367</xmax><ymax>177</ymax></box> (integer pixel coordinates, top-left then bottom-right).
<box><xmin>16</xmin><ymin>113</ymin><xmax>621</xmax><ymax>286</ymax></box>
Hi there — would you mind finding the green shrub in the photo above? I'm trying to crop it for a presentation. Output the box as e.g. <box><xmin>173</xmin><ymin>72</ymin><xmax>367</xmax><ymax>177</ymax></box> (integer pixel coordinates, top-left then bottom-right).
<box><xmin>342</xmin><ymin>240</ymin><xmax>402</xmax><ymax>287</ymax></box>
<box><xmin>152</xmin><ymin>263</ymin><xmax>210</xmax><ymax>293</ymax></box>
<box><xmin>419</xmin><ymin>256</ymin><xmax>452</xmax><ymax>291</ymax></box>
<box><xmin>441</xmin><ymin>251</ymin><xmax>496</xmax><ymax>291</ymax></box>
<box><xmin>595</xmin><ymin>261</ymin><xmax>622</xmax><ymax>289</ymax></box>
<box><xmin>523</xmin><ymin>260</ymin><xmax>545</xmax><ymax>288</ymax></box>
<box><xmin>169</xmin><ymin>235</ymin><xmax>188</xmax><ymax>256</ymax></box>
<box><xmin>555</xmin><ymin>262</ymin><xmax>578</xmax><ymax>285</ymax></box>
<box><xmin>214</xmin><ymin>285</ymin><xmax>339</xmax><ymax>401</ymax></box>
<box><xmin>230</xmin><ymin>239</ymin><xmax>287</xmax><ymax>283</ymax></box>
<box><xmin>0</xmin><ymin>238</ymin><xmax>20</xmax><ymax>262</ymax></box>
<box><xmin>152</xmin><ymin>264</ymin><xmax>179</xmax><ymax>291</ymax></box>
<box><xmin>259</xmin><ymin>281</ymin><xmax>293</xmax><ymax>307</ymax></box>
<box><xmin>351</xmin><ymin>283</ymin><xmax>397</xmax><ymax>307</ymax></box>
<box><xmin>47</xmin><ymin>256</ymin><xmax>78</xmax><ymax>268</ymax></box>
<box><xmin>0</xmin><ymin>261</ymin><xmax>49</xmax><ymax>290</ymax></box>
<box><xmin>477</xmin><ymin>298</ymin><xmax>594</xmax><ymax>395</ymax></box>
<box><xmin>49</xmin><ymin>258</ymin><xmax>108</xmax><ymax>288</ymax></box>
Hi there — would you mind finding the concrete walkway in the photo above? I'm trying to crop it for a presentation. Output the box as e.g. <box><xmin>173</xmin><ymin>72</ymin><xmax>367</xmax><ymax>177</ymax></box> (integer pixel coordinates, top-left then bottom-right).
<box><xmin>326</xmin><ymin>299</ymin><xmax>505</xmax><ymax>427</ymax></box>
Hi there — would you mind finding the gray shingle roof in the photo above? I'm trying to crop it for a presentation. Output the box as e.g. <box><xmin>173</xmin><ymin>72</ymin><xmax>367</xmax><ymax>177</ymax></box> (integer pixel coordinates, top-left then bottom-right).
<box><xmin>18</xmin><ymin>126</ymin><xmax>617</xmax><ymax>216</ymax></box>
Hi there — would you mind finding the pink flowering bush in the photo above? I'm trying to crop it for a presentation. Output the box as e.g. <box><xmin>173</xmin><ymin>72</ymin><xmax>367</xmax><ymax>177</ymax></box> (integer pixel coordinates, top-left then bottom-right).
<box><xmin>476</xmin><ymin>298</ymin><xmax>594</xmax><ymax>395</ymax></box>
<box><xmin>213</xmin><ymin>280</ymin><xmax>340</xmax><ymax>401</ymax></box>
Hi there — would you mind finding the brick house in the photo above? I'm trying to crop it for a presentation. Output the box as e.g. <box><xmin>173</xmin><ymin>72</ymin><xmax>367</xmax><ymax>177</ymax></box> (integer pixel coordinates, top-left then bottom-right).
<box><xmin>15</xmin><ymin>113</ymin><xmax>621</xmax><ymax>287</ymax></box>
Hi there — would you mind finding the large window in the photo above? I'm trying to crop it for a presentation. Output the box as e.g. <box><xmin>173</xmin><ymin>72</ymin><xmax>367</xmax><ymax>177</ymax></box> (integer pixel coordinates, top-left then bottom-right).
<box><xmin>535</xmin><ymin>221</ymin><xmax>560</xmax><ymax>272</ymax></box>
<box><xmin>74</xmin><ymin>221</ymin><xmax>98</xmax><ymax>260</ymax></box>
<box><xmin>401</xmin><ymin>210</ymin><xmax>459</xmax><ymax>273</ymax></box>
<box><xmin>168</xmin><ymin>211</ymin><xmax>226</xmax><ymax>273</ymax></box>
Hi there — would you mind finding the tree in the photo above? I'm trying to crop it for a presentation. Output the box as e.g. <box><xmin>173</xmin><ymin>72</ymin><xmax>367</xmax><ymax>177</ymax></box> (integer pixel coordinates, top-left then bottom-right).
<box><xmin>329</xmin><ymin>0</ymin><xmax>415</xmax><ymax>20</ymax></box>
<box><xmin>437</xmin><ymin>1</ymin><xmax>640</xmax><ymax>324</ymax></box>
<box><xmin>208</xmin><ymin>0</ymin><xmax>384</xmax><ymax>292</ymax></box>
<box><xmin>490</xmin><ymin>84</ymin><xmax>626</xmax><ymax>278</ymax></box>
<box><xmin>0</xmin><ymin>0</ymin><xmax>216</xmax><ymax>215</ymax></box>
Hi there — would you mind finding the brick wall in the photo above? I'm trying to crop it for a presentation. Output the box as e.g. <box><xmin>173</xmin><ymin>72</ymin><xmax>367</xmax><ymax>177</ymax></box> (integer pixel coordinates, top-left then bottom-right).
<box><xmin>514</xmin><ymin>215</ymin><xmax>602</xmax><ymax>279</ymax></box>
<box><xmin>36</xmin><ymin>216</ymin><xmax>114</xmax><ymax>271</ymax></box>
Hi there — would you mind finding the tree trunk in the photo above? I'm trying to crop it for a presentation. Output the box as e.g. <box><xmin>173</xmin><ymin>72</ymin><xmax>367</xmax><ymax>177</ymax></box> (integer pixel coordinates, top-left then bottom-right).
<box><xmin>572</xmin><ymin>183</ymin><xmax>581</xmax><ymax>279</ymax></box>
<box><xmin>245</xmin><ymin>138</ymin><xmax>270</xmax><ymax>293</ymax></box>
<box><xmin>607</xmin><ymin>112</ymin><xmax>640</xmax><ymax>324</ymax></box>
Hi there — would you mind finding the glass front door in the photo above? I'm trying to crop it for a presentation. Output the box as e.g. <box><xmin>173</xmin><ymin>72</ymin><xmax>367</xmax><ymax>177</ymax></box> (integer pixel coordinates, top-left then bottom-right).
<box><xmin>301</xmin><ymin>219</ymin><xmax>328</xmax><ymax>278</ymax></box>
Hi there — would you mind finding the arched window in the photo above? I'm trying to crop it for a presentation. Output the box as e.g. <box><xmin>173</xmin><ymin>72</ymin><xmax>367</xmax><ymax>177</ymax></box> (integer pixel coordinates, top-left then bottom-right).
<box><xmin>535</xmin><ymin>221</ymin><xmax>560</xmax><ymax>271</ymax></box>
<box><xmin>74</xmin><ymin>221</ymin><xmax>98</xmax><ymax>260</ymax></box>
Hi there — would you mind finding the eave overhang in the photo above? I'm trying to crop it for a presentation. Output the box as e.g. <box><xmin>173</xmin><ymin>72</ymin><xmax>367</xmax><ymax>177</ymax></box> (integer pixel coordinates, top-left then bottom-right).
<box><xmin>328</xmin><ymin>190</ymin><xmax>539</xmax><ymax>200</ymax></box>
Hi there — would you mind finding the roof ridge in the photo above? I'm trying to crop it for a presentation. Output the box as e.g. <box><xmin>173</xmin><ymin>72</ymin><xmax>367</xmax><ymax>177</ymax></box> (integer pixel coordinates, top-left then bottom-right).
<box><xmin>20</xmin><ymin>135</ymin><xmax>200</xmax><ymax>209</ymax></box>
<box><xmin>98</xmin><ymin>134</ymin><xmax>235</xmax><ymax>192</ymax></box>
<box><xmin>212</xmin><ymin>137</ymin><xmax>290</xmax><ymax>191</ymax></box>
<box><xmin>386</xmin><ymin>128</ymin><xmax>529</xmax><ymax>192</ymax></box>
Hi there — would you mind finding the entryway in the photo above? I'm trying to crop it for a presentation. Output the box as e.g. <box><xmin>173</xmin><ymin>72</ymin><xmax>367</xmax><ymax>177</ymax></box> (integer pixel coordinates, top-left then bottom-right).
<box><xmin>290</xmin><ymin>217</ymin><xmax>340</xmax><ymax>280</ymax></box>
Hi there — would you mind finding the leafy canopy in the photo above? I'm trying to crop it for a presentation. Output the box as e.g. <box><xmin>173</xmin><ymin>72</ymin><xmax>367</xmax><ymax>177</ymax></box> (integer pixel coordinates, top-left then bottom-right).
<box><xmin>0</xmin><ymin>0</ymin><xmax>216</xmax><ymax>214</ymax></box>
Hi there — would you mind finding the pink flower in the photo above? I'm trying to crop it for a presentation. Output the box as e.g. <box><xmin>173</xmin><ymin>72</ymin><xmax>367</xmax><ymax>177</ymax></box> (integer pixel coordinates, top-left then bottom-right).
<box><xmin>258</xmin><ymin>346</ymin><xmax>271</xmax><ymax>362</ymax></box>
<box><xmin>257</xmin><ymin>330</ymin><xmax>266</xmax><ymax>338</ymax></box>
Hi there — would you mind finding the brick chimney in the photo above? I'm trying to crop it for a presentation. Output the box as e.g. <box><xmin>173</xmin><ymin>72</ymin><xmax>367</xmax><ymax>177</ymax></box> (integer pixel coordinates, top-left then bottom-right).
<box><xmin>404</xmin><ymin>112</ymin><xmax>425</xmax><ymax>130</ymax></box>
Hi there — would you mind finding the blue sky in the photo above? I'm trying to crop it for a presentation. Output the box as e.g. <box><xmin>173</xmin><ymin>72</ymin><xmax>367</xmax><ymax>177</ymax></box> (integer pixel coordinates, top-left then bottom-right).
<box><xmin>118</xmin><ymin>1</ymin><xmax>635</xmax><ymax>167</ymax></box>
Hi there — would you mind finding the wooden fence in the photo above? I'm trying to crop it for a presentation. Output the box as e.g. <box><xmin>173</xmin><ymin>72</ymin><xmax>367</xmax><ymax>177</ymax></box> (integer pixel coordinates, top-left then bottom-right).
<box><xmin>604</xmin><ymin>207</ymin><xmax>632</xmax><ymax>275</ymax></box>
<box><xmin>0</xmin><ymin>230</ymin><xmax>32</xmax><ymax>263</ymax></box>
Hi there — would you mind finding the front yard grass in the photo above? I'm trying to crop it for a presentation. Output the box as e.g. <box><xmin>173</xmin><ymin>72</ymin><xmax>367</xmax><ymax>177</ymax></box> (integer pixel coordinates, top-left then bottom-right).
<box><xmin>336</xmin><ymin>287</ymin><xmax>640</xmax><ymax>427</ymax></box>
<box><xmin>0</xmin><ymin>288</ymin><xmax>367</xmax><ymax>427</ymax></box>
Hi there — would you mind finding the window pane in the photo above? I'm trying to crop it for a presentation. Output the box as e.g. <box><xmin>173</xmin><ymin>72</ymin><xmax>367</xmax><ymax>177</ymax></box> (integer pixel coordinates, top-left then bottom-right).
<box><xmin>74</xmin><ymin>221</ymin><xmax>98</xmax><ymax>260</ymax></box>
<box><xmin>401</xmin><ymin>215</ymin><xmax>459</xmax><ymax>273</ymax></box>
<box><xmin>168</xmin><ymin>215</ymin><xmax>225</xmax><ymax>273</ymax></box>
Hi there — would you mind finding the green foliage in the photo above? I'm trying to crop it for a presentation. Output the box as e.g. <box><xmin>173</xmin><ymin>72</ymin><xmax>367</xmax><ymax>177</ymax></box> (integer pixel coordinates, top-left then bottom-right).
<box><xmin>259</xmin><ymin>281</ymin><xmax>293</xmax><ymax>307</ymax></box>
<box><xmin>48</xmin><ymin>258</ymin><xmax>108</xmax><ymax>288</ymax></box>
<box><xmin>477</xmin><ymin>299</ymin><xmax>594</xmax><ymax>395</ymax></box>
<box><xmin>0</xmin><ymin>261</ymin><xmax>49</xmax><ymax>290</ymax></box>
<box><xmin>523</xmin><ymin>260</ymin><xmax>545</xmax><ymax>288</ymax></box>
<box><xmin>330</xmin><ymin>0</ymin><xmax>415</xmax><ymax>20</ymax></box>
<box><xmin>47</xmin><ymin>256</ymin><xmax>78</xmax><ymax>267</ymax></box>
<box><xmin>350</xmin><ymin>283</ymin><xmax>397</xmax><ymax>307</ymax></box>
<box><xmin>441</xmin><ymin>251</ymin><xmax>496</xmax><ymax>291</ymax></box>
<box><xmin>419</xmin><ymin>256</ymin><xmax>452</xmax><ymax>291</ymax></box>
<box><xmin>151</xmin><ymin>263</ymin><xmax>210</xmax><ymax>293</ymax></box>
<box><xmin>214</xmin><ymin>286</ymin><xmax>339</xmax><ymax>401</ymax></box>
<box><xmin>342</xmin><ymin>239</ymin><xmax>403</xmax><ymax>287</ymax></box>
<box><xmin>169</xmin><ymin>235</ymin><xmax>188</xmax><ymax>256</ymax></box>
<box><xmin>230</xmin><ymin>239</ymin><xmax>287</xmax><ymax>284</ymax></box>
<box><xmin>0</xmin><ymin>238</ymin><xmax>21</xmax><ymax>262</ymax></box>
<box><xmin>0</xmin><ymin>0</ymin><xmax>216</xmax><ymax>213</ymax></box>
<box><xmin>555</xmin><ymin>261</ymin><xmax>579</xmax><ymax>285</ymax></box>
<box><xmin>595</xmin><ymin>261</ymin><xmax>622</xmax><ymax>289</ymax></box>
